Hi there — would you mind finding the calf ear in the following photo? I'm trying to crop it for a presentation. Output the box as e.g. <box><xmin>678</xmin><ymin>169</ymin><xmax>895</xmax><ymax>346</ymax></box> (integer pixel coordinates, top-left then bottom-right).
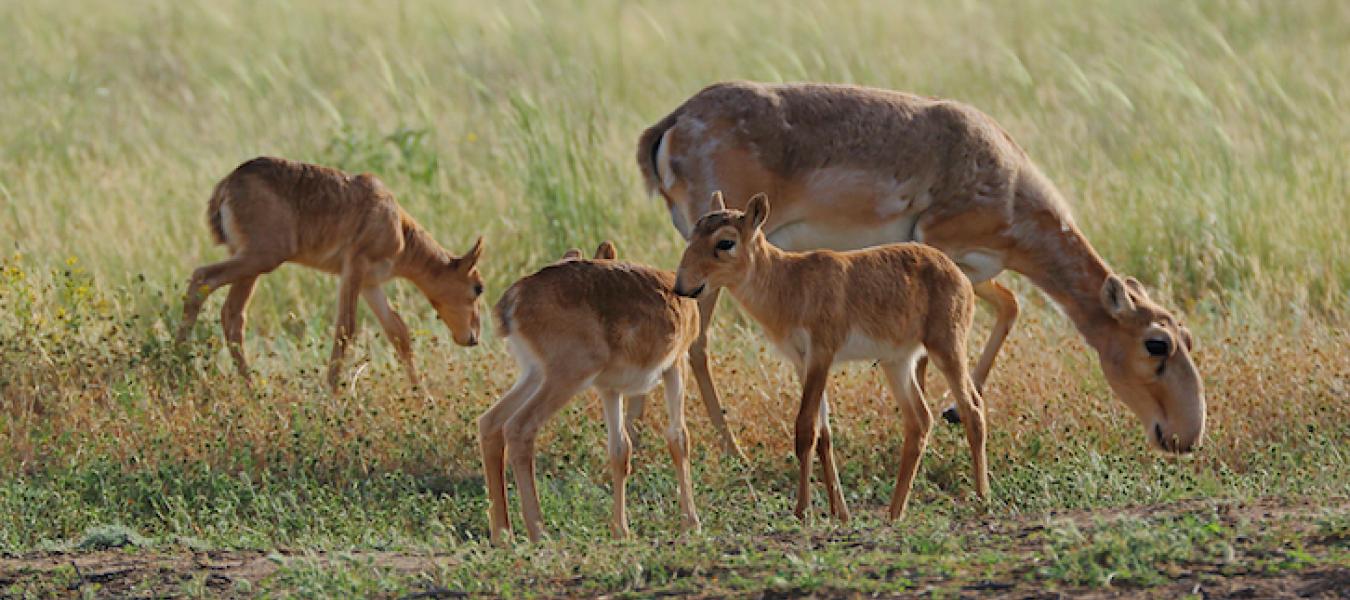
<box><xmin>594</xmin><ymin>240</ymin><xmax>618</xmax><ymax>260</ymax></box>
<box><xmin>561</xmin><ymin>248</ymin><xmax>583</xmax><ymax>260</ymax></box>
<box><xmin>710</xmin><ymin>190</ymin><xmax>727</xmax><ymax>211</ymax></box>
<box><xmin>1179</xmin><ymin>325</ymin><xmax>1195</xmax><ymax>352</ymax></box>
<box><xmin>1101</xmin><ymin>274</ymin><xmax>1136</xmax><ymax>320</ymax></box>
<box><xmin>458</xmin><ymin>236</ymin><xmax>484</xmax><ymax>272</ymax></box>
<box><xmin>745</xmin><ymin>193</ymin><xmax>770</xmax><ymax>231</ymax></box>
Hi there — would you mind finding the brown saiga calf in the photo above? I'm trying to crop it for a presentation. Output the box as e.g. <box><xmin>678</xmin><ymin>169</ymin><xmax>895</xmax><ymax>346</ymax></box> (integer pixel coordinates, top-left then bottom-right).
<box><xmin>175</xmin><ymin>157</ymin><xmax>485</xmax><ymax>390</ymax></box>
<box><xmin>479</xmin><ymin>242</ymin><xmax>701</xmax><ymax>544</ymax></box>
<box><xmin>674</xmin><ymin>192</ymin><xmax>987</xmax><ymax>521</ymax></box>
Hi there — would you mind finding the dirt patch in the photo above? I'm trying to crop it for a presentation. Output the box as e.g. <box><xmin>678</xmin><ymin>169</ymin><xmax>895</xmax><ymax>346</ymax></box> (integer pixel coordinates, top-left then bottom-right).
<box><xmin>0</xmin><ymin>549</ymin><xmax>460</xmax><ymax>598</ymax></box>
<box><xmin>2</xmin><ymin>497</ymin><xmax>1346</xmax><ymax>598</ymax></box>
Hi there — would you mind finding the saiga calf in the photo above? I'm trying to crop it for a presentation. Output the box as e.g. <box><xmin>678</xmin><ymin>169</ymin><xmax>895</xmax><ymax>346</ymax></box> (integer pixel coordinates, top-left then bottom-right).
<box><xmin>479</xmin><ymin>242</ymin><xmax>701</xmax><ymax>543</ymax></box>
<box><xmin>175</xmin><ymin>157</ymin><xmax>485</xmax><ymax>390</ymax></box>
<box><xmin>674</xmin><ymin>192</ymin><xmax>987</xmax><ymax>521</ymax></box>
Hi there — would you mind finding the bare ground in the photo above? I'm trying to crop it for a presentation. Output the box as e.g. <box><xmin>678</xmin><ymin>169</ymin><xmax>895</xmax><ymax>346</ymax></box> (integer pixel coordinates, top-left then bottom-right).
<box><xmin>2</xmin><ymin>497</ymin><xmax>1346</xmax><ymax>599</ymax></box>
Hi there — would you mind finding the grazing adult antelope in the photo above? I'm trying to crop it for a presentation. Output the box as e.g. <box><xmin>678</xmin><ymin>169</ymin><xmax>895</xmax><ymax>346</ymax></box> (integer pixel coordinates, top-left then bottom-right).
<box><xmin>639</xmin><ymin>81</ymin><xmax>1205</xmax><ymax>455</ymax></box>
<box><xmin>479</xmin><ymin>242</ymin><xmax>701</xmax><ymax>543</ymax></box>
<box><xmin>174</xmin><ymin>157</ymin><xmax>486</xmax><ymax>390</ymax></box>
<box><xmin>674</xmin><ymin>193</ymin><xmax>986</xmax><ymax>521</ymax></box>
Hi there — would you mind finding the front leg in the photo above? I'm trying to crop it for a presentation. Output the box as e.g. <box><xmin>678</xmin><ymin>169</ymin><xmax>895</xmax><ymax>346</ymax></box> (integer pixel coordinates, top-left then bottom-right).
<box><xmin>688</xmin><ymin>288</ymin><xmax>745</xmax><ymax>460</ymax></box>
<box><xmin>362</xmin><ymin>286</ymin><xmax>421</xmax><ymax>390</ymax></box>
<box><xmin>327</xmin><ymin>259</ymin><xmax>365</xmax><ymax>392</ymax></box>
<box><xmin>793</xmin><ymin>359</ymin><xmax>832</xmax><ymax>521</ymax></box>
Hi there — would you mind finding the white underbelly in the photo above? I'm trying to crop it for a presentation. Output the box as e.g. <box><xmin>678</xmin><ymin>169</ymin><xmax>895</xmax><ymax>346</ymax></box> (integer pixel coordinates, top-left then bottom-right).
<box><xmin>766</xmin><ymin>217</ymin><xmax>918</xmax><ymax>252</ymax></box>
<box><xmin>836</xmin><ymin>330</ymin><xmax>921</xmax><ymax>364</ymax></box>
<box><xmin>595</xmin><ymin>365</ymin><xmax>666</xmax><ymax>396</ymax></box>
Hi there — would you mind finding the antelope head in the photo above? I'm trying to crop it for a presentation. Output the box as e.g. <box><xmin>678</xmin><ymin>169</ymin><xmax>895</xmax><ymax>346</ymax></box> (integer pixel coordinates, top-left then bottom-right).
<box><xmin>674</xmin><ymin>191</ymin><xmax>767</xmax><ymax>299</ymax></box>
<box><xmin>1096</xmin><ymin>275</ymin><xmax>1205</xmax><ymax>453</ymax></box>
<box><xmin>425</xmin><ymin>237</ymin><xmax>486</xmax><ymax>347</ymax></box>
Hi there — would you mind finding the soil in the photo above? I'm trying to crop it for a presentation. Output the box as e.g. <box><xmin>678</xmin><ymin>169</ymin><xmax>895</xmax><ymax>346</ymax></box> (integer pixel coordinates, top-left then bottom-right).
<box><xmin>2</xmin><ymin>497</ymin><xmax>1345</xmax><ymax>599</ymax></box>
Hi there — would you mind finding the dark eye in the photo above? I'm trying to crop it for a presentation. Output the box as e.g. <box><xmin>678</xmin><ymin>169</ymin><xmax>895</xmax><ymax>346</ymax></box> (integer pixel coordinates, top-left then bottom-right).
<box><xmin>714</xmin><ymin>239</ymin><xmax>735</xmax><ymax>252</ymax></box>
<box><xmin>1144</xmin><ymin>339</ymin><xmax>1170</xmax><ymax>357</ymax></box>
<box><xmin>473</xmin><ymin>283</ymin><xmax>484</xmax><ymax>297</ymax></box>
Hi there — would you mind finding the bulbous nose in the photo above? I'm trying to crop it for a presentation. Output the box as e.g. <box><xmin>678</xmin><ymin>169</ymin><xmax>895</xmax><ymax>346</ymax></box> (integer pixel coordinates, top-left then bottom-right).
<box><xmin>1154</xmin><ymin>421</ymin><xmax>1200</xmax><ymax>454</ymax></box>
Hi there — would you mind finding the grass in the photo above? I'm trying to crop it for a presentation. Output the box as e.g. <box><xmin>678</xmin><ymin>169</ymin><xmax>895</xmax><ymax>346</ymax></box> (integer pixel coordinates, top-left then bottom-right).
<box><xmin>1</xmin><ymin>0</ymin><xmax>1348</xmax><ymax>596</ymax></box>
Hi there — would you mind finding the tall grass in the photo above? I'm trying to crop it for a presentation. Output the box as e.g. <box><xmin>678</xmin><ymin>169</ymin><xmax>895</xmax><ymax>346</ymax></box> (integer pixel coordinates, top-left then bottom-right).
<box><xmin>0</xmin><ymin>0</ymin><xmax>1346</xmax><ymax>565</ymax></box>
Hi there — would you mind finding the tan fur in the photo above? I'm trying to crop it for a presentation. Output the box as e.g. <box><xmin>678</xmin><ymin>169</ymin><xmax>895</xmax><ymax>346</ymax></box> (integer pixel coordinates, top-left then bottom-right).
<box><xmin>480</xmin><ymin>243</ymin><xmax>700</xmax><ymax>544</ymax></box>
<box><xmin>675</xmin><ymin>193</ymin><xmax>986</xmax><ymax>521</ymax></box>
<box><xmin>639</xmin><ymin>81</ymin><xmax>1204</xmax><ymax>455</ymax></box>
<box><xmin>175</xmin><ymin>157</ymin><xmax>486</xmax><ymax>391</ymax></box>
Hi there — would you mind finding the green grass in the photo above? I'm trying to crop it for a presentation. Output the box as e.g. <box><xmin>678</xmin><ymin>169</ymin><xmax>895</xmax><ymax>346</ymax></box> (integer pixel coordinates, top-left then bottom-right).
<box><xmin>1</xmin><ymin>0</ymin><xmax>1348</xmax><ymax>596</ymax></box>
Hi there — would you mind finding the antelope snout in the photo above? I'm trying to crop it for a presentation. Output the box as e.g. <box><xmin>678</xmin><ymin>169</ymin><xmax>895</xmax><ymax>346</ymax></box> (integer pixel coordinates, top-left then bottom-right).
<box><xmin>673</xmin><ymin>278</ymin><xmax>705</xmax><ymax>299</ymax></box>
<box><xmin>1153</xmin><ymin>421</ymin><xmax>1200</xmax><ymax>454</ymax></box>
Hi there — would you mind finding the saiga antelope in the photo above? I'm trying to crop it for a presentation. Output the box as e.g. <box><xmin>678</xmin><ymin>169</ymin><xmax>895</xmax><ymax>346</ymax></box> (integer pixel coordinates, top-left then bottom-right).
<box><xmin>479</xmin><ymin>242</ymin><xmax>701</xmax><ymax>543</ymax></box>
<box><xmin>674</xmin><ymin>193</ymin><xmax>986</xmax><ymax>521</ymax></box>
<box><xmin>639</xmin><ymin>81</ymin><xmax>1205</xmax><ymax>455</ymax></box>
<box><xmin>175</xmin><ymin>157</ymin><xmax>486</xmax><ymax>390</ymax></box>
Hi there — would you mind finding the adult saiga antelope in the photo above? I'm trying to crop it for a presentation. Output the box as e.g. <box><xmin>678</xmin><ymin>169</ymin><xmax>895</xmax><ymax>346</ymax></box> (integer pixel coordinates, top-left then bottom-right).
<box><xmin>175</xmin><ymin>157</ymin><xmax>486</xmax><ymax>390</ymax></box>
<box><xmin>674</xmin><ymin>192</ymin><xmax>986</xmax><ymax>521</ymax></box>
<box><xmin>479</xmin><ymin>242</ymin><xmax>701</xmax><ymax>543</ymax></box>
<box><xmin>638</xmin><ymin>81</ymin><xmax>1205</xmax><ymax>455</ymax></box>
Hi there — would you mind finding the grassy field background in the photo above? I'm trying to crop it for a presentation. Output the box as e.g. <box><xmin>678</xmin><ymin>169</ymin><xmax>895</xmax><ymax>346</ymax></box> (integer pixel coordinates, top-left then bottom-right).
<box><xmin>1</xmin><ymin>0</ymin><xmax>1347</xmax><ymax>596</ymax></box>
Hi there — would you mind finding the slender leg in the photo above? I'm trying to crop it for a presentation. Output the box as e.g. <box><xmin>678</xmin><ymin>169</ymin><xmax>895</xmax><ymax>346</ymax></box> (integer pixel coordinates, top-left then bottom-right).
<box><xmin>326</xmin><ymin>259</ymin><xmax>365</xmax><ymax>392</ymax></box>
<box><xmin>600</xmin><ymin>389</ymin><xmax>633</xmax><ymax>539</ymax></box>
<box><xmin>880</xmin><ymin>357</ymin><xmax>932</xmax><ymax>520</ymax></box>
<box><xmin>504</xmin><ymin>371</ymin><xmax>592</xmax><ymax>542</ymax></box>
<box><xmin>662</xmin><ymin>367</ymin><xmax>701</xmax><ymax>531</ymax></box>
<box><xmin>624</xmin><ymin>393</ymin><xmax>647</xmax><ymax>452</ymax></box>
<box><xmin>815</xmin><ymin>394</ymin><xmax>850</xmax><ymax>522</ymax></box>
<box><xmin>942</xmin><ymin>278</ymin><xmax>1018</xmax><ymax>424</ymax></box>
<box><xmin>793</xmin><ymin>359</ymin><xmax>832</xmax><ymax>521</ymax></box>
<box><xmin>175</xmin><ymin>255</ymin><xmax>275</xmax><ymax>346</ymax></box>
<box><xmin>362</xmin><ymin>286</ymin><xmax>420</xmax><ymax>389</ymax></box>
<box><xmin>478</xmin><ymin>368</ymin><xmax>542</xmax><ymax>546</ymax></box>
<box><xmin>220</xmin><ymin>275</ymin><xmax>259</xmax><ymax>382</ymax></box>
<box><xmin>931</xmin><ymin>346</ymin><xmax>990</xmax><ymax>502</ymax></box>
<box><xmin>688</xmin><ymin>289</ymin><xmax>745</xmax><ymax>460</ymax></box>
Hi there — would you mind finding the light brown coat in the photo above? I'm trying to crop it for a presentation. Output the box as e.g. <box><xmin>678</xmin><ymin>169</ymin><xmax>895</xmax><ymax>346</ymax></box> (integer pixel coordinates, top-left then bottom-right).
<box><xmin>640</xmin><ymin>81</ymin><xmax>1204</xmax><ymax>455</ymax></box>
<box><xmin>674</xmin><ymin>193</ymin><xmax>987</xmax><ymax>521</ymax></box>
<box><xmin>175</xmin><ymin>157</ymin><xmax>485</xmax><ymax>390</ymax></box>
<box><xmin>479</xmin><ymin>243</ymin><xmax>700</xmax><ymax>543</ymax></box>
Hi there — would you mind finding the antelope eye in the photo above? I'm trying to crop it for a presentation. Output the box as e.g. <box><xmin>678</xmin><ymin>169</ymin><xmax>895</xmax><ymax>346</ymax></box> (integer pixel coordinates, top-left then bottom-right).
<box><xmin>714</xmin><ymin>239</ymin><xmax>735</xmax><ymax>252</ymax></box>
<box><xmin>1144</xmin><ymin>339</ymin><xmax>1170</xmax><ymax>357</ymax></box>
<box><xmin>473</xmin><ymin>283</ymin><xmax>484</xmax><ymax>296</ymax></box>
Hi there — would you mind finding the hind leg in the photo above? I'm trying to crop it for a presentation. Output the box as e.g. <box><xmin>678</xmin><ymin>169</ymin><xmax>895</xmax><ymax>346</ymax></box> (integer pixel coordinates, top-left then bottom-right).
<box><xmin>942</xmin><ymin>278</ymin><xmax>1017</xmax><ymax>424</ymax></box>
<box><xmin>478</xmin><ymin>367</ymin><xmax>543</xmax><ymax>546</ymax></box>
<box><xmin>175</xmin><ymin>254</ymin><xmax>279</xmax><ymax>345</ymax></box>
<box><xmin>220</xmin><ymin>275</ymin><xmax>259</xmax><ymax>382</ymax></box>
<box><xmin>504</xmin><ymin>369</ymin><xmax>594</xmax><ymax>542</ymax></box>
<box><xmin>930</xmin><ymin>345</ymin><xmax>989</xmax><ymax>502</ymax></box>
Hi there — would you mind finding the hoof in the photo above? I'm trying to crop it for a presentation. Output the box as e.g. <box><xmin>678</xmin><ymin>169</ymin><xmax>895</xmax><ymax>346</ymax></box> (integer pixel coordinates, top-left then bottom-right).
<box><xmin>941</xmin><ymin>406</ymin><xmax>962</xmax><ymax>424</ymax></box>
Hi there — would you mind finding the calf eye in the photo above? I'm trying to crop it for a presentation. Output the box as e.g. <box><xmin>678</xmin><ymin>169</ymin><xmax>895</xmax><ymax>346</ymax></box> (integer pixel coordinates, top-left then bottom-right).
<box><xmin>473</xmin><ymin>283</ymin><xmax>484</xmax><ymax>296</ymax></box>
<box><xmin>1144</xmin><ymin>339</ymin><xmax>1170</xmax><ymax>357</ymax></box>
<box><xmin>714</xmin><ymin>239</ymin><xmax>735</xmax><ymax>252</ymax></box>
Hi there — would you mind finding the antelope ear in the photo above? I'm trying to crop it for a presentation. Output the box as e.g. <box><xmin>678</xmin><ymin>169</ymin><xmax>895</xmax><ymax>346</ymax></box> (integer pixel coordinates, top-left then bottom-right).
<box><xmin>710</xmin><ymin>190</ymin><xmax>727</xmax><ymax>211</ymax></box>
<box><xmin>561</xmin><ymin>248</ymin><xmax>583</xmax><ymax>260</ymax></box>
<box><xmin>1101</xmin><ymin>274</ymin><xmax>1136</xmax><ymax>320</ymax></box>
<box><xmin>745</xmin><ymin>193</ymin><xmax>770</xmax><ymax>231</ymax></box>
<box><xmin>1124</xmin><ymin>276</ymin><xmax>1147</xmax><ymax>297</ymax></box>
<box><xmin>458</xmin><ymin>236</ymin><xmax>484</xmax><ymax>272</ymax></box>
<box><xmin>594</xmin><ymin>240</ymin><xmax>617</xmax><ymax>260</ymax></box>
